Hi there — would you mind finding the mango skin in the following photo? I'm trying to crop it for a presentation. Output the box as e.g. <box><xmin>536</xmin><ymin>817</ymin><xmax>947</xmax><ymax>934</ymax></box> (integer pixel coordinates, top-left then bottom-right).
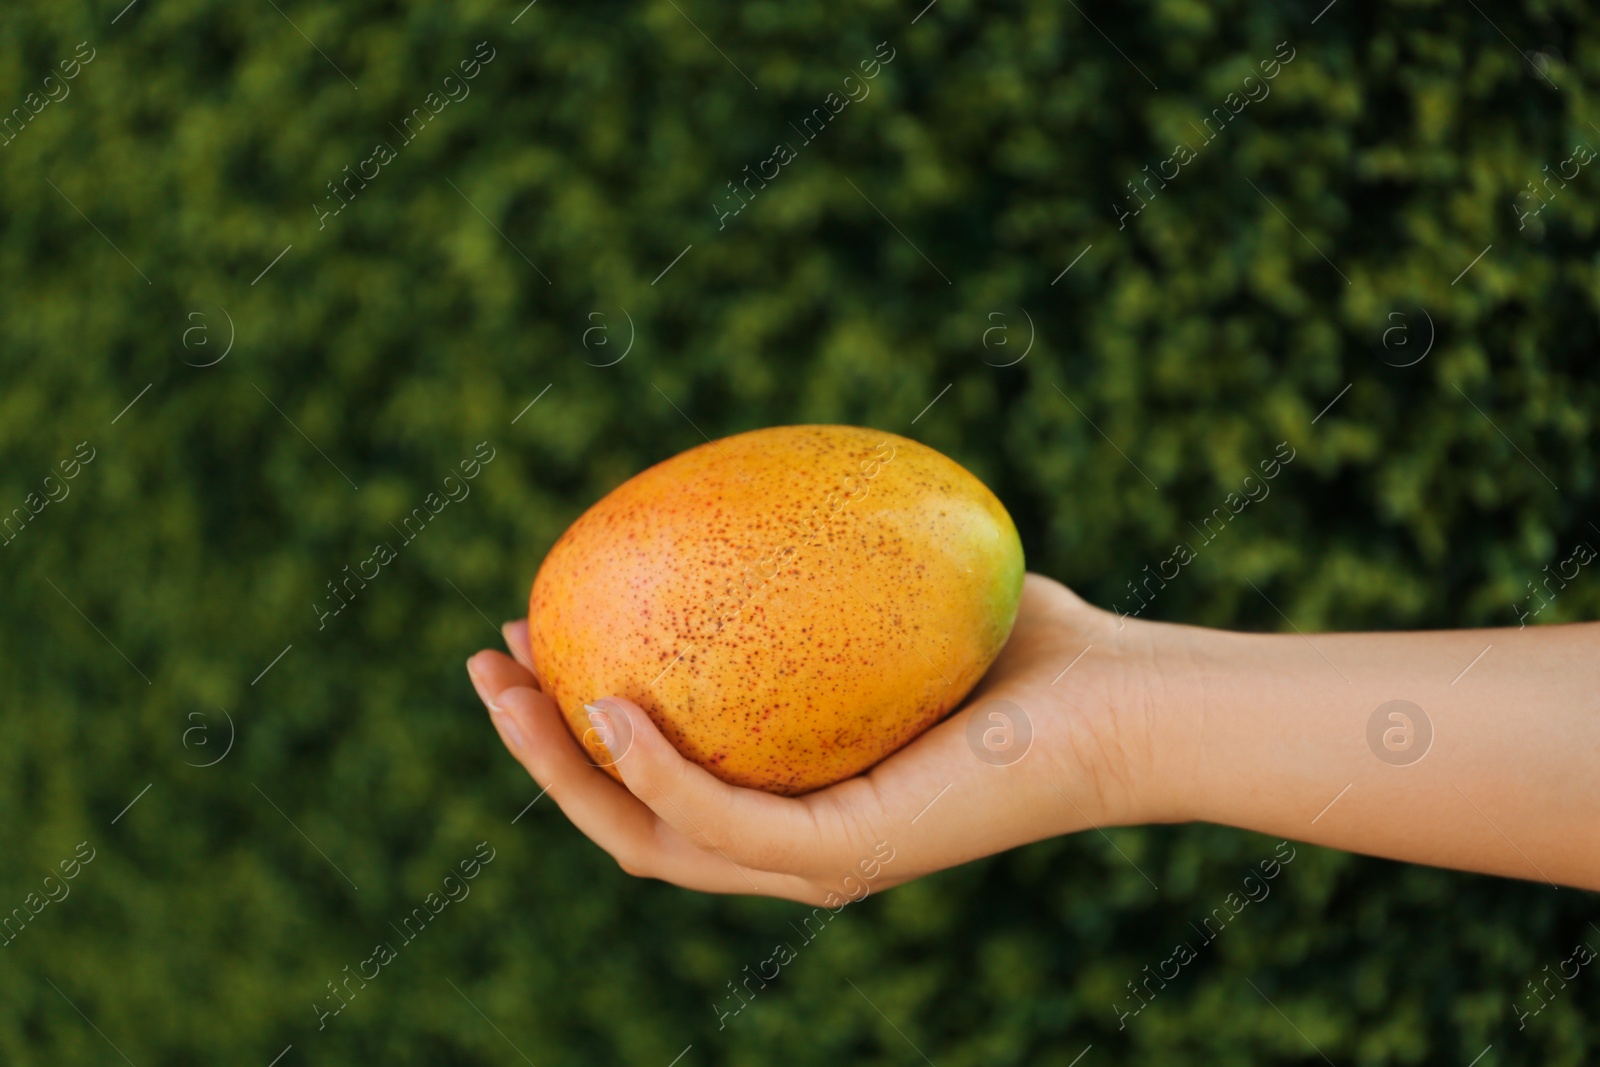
<box><xmin>528</xmin><ymin>424</ymin><xmax>1024</xmax><ymax>796</ymax></box>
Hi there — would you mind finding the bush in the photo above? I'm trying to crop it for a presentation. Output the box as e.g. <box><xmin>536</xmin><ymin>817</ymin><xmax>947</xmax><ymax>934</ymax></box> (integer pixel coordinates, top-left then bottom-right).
<box><xmin>0</xmin><ymin>0</ymin><xmax>1595</xmax><ymax>1063</ymax></box>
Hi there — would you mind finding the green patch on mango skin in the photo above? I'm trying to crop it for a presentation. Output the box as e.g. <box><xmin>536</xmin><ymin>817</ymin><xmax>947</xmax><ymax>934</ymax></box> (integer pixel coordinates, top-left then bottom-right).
<box><xmin>988</xmin><ymin>512</ymin><xmax>1027</xmax><ymax>654</ymax></box>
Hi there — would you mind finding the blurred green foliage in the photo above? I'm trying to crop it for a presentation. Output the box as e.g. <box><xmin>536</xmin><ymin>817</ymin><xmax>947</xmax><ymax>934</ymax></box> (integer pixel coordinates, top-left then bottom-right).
<box><xmin>1</xmin><ymin>0</ymin><xmax>1597</xmax><ymax>1063</ymax></box>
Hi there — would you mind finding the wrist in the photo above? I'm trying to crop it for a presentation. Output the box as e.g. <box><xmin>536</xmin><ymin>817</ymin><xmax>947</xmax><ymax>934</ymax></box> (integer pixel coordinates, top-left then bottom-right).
<box><xmin>1092</xmin><ymin>613</ymin><xmax>1251</xmax><ymax>829</ymax></box>
<box><xmin>1024</xmin><ymin>584</ymin><xmax>1206</xmax><ymax>831</ymax></box>
<box><xmin>1007</xmin><ymin>577</ymin><xmax>1261</xmax><ymax>836</ymax></box>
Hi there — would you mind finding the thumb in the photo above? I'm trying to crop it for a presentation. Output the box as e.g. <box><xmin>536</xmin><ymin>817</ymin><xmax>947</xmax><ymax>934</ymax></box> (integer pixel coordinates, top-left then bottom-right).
<box><xmin>580</xmin><ymin>695</ymin><xmax>691</xmax><ymax>799</ymax></box>
<box><xmin>582</xmin><ymin>696</ymin><xmax>819</xmax><ymax>874</ymax></box>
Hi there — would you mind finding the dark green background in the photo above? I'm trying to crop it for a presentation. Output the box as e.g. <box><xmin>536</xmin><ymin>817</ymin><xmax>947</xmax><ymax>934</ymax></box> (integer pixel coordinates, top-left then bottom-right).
<box><xmin>2</xmin><ymin>0</ymin><xmax>1596</xmax><ymax>1063</ymax></box>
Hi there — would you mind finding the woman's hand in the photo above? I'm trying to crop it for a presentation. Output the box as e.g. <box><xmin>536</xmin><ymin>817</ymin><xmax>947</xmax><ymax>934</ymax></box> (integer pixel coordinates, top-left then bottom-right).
<box><xmin>469</xmin><ymin>572</ymin><xmax>1600</xmax><ymax>894</ymax></box>
<box><xmin>466</xmin><ymin>574</ymin><xmax>1167</xmax><ymax>904</ymax></box>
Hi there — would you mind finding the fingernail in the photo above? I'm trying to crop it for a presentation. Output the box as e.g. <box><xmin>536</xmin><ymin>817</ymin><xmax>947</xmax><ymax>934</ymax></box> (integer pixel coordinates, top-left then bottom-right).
<box><xmin>584</xmin><ymin>703</ymin><xmax>616</xmax><ymax>752</ymax></box>
<box><xmin>492</xmin><ymin>709</ymin><xmax>526</xmax><ymax>752</ymax></box>
<box><xmin>466</xmin><ymin>661</ymin><xmax>496</xmax><ymax>708</ymax></box>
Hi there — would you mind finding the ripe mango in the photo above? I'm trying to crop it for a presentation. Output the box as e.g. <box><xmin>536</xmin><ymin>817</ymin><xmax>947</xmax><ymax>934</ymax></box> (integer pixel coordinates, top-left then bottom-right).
<box><xmin>528</xmin><ymin>425</ymin><xmax>1024</xmax><ymax>795</ymax></box>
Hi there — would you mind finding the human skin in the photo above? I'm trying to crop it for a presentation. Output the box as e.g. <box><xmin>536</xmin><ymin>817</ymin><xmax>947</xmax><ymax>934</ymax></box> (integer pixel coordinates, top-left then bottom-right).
<box><xmin>465</xmin><ymin>574</ymin><xmax>1600</xmax><ymax>902</ymax></box>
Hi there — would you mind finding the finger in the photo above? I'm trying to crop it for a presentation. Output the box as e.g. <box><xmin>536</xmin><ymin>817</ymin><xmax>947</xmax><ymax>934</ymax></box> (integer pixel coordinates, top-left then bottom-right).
<box><xmin>481</xmin><ymin>675</ymin><xmax>821</xmax><ymax>900</ymax></box>
<box><xmin>585</xmin><ymin>696</ymin><xmax>847</xmax><ymax>876</ymax></box>
<box><xmin>469</xmin><ymin>656</ymin><xmax>647</xmax><ymax>853</ymax></box>
<box><xmin>467</xmin><ymin>649</ymin><xmax>536</xmax><ymax>707</ymax></box>
<box><xmin>499</xmin><ymin>619</ymin><xmax>543</xmax><ymax>684</ymax></box>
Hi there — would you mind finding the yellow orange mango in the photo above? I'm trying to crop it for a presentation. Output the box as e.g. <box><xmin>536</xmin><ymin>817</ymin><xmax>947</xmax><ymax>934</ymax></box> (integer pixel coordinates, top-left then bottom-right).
<box><xmin>528</xmin><ymin>425</ymin><xmax>1024</xmax><ymax>795</ymax></box>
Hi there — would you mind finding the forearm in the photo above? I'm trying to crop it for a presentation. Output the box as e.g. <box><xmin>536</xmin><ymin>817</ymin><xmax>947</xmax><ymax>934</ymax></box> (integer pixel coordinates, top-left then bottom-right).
<box><xmin>1138</xmin><ymin>618</ymin><xmax>1600</xmax><ymax>890</ymax></box>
